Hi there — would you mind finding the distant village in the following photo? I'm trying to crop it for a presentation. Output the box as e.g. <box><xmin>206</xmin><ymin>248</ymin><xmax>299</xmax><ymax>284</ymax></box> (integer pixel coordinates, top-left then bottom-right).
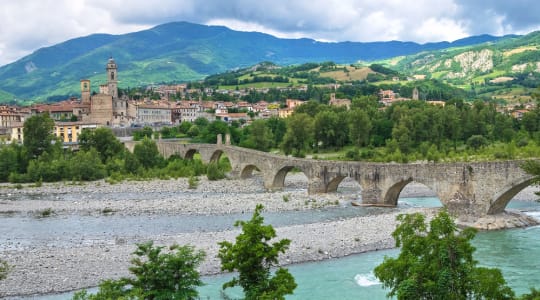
<box><xmin>0</xmin><ymin>58</ymin><xmax>535</xmax><ymax>145</ymax></box>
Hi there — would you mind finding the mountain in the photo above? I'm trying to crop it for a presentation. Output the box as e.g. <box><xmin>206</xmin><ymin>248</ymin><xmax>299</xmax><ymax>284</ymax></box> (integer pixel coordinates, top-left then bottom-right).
<box><xmin>0</xmin><ymin>21</ymin><xmax>511</xmax><ymax>102</ymax></box>
<box><xmin>383</xmin><ymin>31</ymin><xmax>540</xmax><ymax>103</ymax></box>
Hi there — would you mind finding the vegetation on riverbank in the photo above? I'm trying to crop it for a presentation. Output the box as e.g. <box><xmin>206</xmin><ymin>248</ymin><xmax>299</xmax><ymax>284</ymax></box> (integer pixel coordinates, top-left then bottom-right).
<box><xmin>0</xmin><ymin>114</ymin><xmax>230</xmax><ymax>184</ymax></box>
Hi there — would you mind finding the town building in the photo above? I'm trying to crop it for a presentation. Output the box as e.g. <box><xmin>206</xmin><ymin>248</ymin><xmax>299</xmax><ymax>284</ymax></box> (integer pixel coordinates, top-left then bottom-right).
<box><xmin>328</xmin><ymin>93</ymin><xmax>351</xmax><ymax>109</ymax></box>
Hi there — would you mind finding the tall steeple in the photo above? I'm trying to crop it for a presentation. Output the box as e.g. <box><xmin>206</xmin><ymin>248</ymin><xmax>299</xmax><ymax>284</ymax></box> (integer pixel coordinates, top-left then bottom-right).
<box><xmin>106</xmin><ymin>57</ymin><xmax>118</xmax><ymax>99</ymax></box>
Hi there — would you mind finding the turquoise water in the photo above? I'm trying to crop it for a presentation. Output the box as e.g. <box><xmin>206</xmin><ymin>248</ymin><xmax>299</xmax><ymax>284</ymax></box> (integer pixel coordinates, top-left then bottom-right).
<box><xmin>197</xmin><ymin>226</ymin><xmax>540</xmax><ymax>299</ymax></box>
<box><xmin>9</xmin><ymin>197</ymin><xmax>540</xmax><ymax>299</ymax></box>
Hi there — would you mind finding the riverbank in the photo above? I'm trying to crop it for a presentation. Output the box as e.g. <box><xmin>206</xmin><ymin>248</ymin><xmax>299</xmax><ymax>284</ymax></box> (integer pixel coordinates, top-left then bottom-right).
<box><xmin>0</xmin><ymin>175</ymin><xmax>538</xmax><ymax>297</ymax></box>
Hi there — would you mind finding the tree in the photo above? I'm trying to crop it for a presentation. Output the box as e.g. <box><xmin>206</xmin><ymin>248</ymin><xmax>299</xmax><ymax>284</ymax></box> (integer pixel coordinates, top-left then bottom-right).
<box><xmin>280</xmin><ymin>113</ymin><xmax>314</xmax><ymax>156</ymax></box>
<box><xmin>23</xmin><ymin>113</ymin><xmax>56</xmax><ymax>159</ymax></box>
<box><xmin>245</xmin><ymin>119</ymin><xmax>274</xmax><ymax>151</ymax></box>
<box><xmin>133</xmin><ymin>137</ymin><xmax>163</xmax><ymax>169</ymax></box>
<box><xmin>68</xmin><ymin>148</ymin><xmax>106</xmax><ymax>181</ymax></box>
<box><xmin>133</xmin><ymin>126</ymin><xmax>153</xmax><ymax>141</ymax></box>
<box><xmin>0</xmin><ymin>143</ymin><xmax>22</xmax><ymax>181</ymax></box>
<box><xmin>348</xmin><ymin>109</ymin><xmax>372</xmax><ymax>147</ymax></box>
<box><xmin>218</xmin><ymin>204</ymin><xmax>297</xmax><ymax>300</ymax></box>
<box><xmin>79</xmin><ymin>127</ymin><xmax>124</xmax><ymax>163</ymax></box>
<box><xmin>374</xmin><ymin>210</ymin><xmax>514</xmax><ymax>300</ymax></box>
<box><xmin>73</xmin><ymin>242</ymin><xmax>205</xmax><ymax>300</ymax></box>
<box><xmin>467</xmin><ymin>134</ymin><xmax>488</xmax><ymax>150</ymax></box>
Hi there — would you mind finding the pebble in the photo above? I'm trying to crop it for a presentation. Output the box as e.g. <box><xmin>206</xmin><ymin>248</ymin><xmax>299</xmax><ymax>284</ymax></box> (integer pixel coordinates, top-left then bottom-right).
<box><xmin>0</xmin><ymin>175</ymin><xmax>537</xmax><ymax>297</ymax></box>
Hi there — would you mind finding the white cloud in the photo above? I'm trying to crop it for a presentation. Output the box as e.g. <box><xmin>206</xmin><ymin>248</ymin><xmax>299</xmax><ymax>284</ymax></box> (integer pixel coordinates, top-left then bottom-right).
<box><xmin>0</xmin><ymin>0</ymin><xmax>539</xmax><ymax>66</ymax></box>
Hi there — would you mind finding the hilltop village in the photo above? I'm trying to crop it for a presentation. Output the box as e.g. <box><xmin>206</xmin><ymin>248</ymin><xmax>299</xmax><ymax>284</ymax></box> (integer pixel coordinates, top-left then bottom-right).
<box><xmin>0</xmin><ymin>58</ymin><xmax>535</xmax><ymax>145</ymax></box>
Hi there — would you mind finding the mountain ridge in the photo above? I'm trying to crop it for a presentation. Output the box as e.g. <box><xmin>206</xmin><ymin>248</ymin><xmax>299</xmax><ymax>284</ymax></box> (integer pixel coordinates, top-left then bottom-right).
<box><xmin>0</xmin><ymin>21</ymin><xmax>515</xmax><ymax>101</ymax></box>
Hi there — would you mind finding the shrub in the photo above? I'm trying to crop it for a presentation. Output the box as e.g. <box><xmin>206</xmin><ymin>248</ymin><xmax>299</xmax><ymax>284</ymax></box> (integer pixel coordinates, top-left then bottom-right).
<box><xmin>188</xmin><ymin>175</ymin><xmax>198</xmax><ymax>189</ymax></box>
<box><xmin>218</xmin><ymin>204</ymin><xmax>297</xmax><ymax>299</ymax></box>
<box><xmin>207</xmin><ymin>162</ymin><xmax>226</xmax><ymax>181</ymax></box>
<box><xmin>73</xmin><ymin>242</ymin><xmax>205</xmax><ymax>300</ymax></box>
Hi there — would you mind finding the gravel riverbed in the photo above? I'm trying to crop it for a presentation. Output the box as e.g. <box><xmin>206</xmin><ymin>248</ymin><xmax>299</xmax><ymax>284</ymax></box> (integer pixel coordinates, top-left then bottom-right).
<box><xmin>0</xmin><ymin>175</ymin><xmax>537</xmax><ymax>297</ymax></box>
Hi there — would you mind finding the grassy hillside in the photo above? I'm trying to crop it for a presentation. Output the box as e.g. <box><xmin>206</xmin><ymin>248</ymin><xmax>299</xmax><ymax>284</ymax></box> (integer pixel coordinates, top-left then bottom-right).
<box><xmin>386</xmin><ymin>31</ymin><xmax>540</xmax><ymax>104</ymax></box>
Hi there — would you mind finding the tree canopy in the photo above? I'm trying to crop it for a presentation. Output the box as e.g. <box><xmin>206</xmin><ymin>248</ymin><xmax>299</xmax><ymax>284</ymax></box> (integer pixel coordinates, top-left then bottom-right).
<box><xmin>374</xmin><ymin>210</ymin><xmax>514</xmax><ymax>300</ymax></box>
<box><xmin>73</xmin><ymin>242</ymin><xmax>205</xmax><ymax>300</ymax></box>
<box><xmin>218</xmin><ymin>204</ymin><xmax>297</xmax><ymax>300</ymax></box>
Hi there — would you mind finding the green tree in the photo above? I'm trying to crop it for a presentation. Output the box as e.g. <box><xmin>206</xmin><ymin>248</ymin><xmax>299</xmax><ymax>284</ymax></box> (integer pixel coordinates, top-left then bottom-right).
<box><xmin>467</xmin><ymin>135</ymin><xmax>488</xmax><ymax>150</ymax></box>
<box><xmin>79</xmin><ymin>127</ymin><xmax>125</xmax><ymax>163</ymax></box>
<box><xmin>133</xmin><ymin>137</ymin><xmax>163</xmax><ymax>169</ymax></box>
<box><xmin>218</xmin><ymin>204</ymin><xmax>297</xmax><ymax>300</ymax></box>
<box><xmin>133</xmin><ymin>126</ymin><xmax>153</xmax><ymax>141</ymax></box>
<box><xmin>348</xmin><ymin>109</ymin><xmax>372</xmax><ymax>147</ymax></box>
<box><xmin>68</xmin><ymin>149</ymin><xmax>106</xmax><ymax>181</ymax></box>
<box><xmin>0</xmin><ymin>143</ymin><xmax>21</xmax><ymax>181</ymax></box>
<box><xmin>266</xmin><ymin>117</ymin><xmax>287</xmax><ymax>147</ymax></box>
<box><xmin>245</xmin><ymin>119</ymin><xmax>274</xmax><ymax>151</ymax></box>
<box><xmin>281</xmin><ymin>113</ymin><xmax>314</xmax><ymax>156</ymax></box>
<box><xmin>519</xmin><ymin>288</ymin><xmax>540</xmax><ymax>300</ymax></box>
<box><xmin>23</xmin><ymin>113</ymin><xmax>56</xmax><ymax>159</ymax></box>
<box><xmin>73</xmin><ymin>242</ymin><xmax>205</xmax><ymax>300</ymax></box>
<box><xmin>374</xmin><ymin>210</ymin><xmax>514</xmax><ymax>300</ymax></box>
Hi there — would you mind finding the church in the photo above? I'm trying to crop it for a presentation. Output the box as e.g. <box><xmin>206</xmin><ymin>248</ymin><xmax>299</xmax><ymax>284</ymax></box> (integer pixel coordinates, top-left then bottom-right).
<box><xmin>80</xmin><ymin>58</ymin><xmax>133</xmax><ymax>127</ymax></box>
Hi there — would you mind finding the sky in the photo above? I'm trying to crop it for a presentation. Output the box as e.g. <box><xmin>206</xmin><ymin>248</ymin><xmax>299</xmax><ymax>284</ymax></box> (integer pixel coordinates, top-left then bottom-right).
<box><xmin>1</xmin><ymin>0</ymin><xmax>540</xmax><ymax>66</ymax></box>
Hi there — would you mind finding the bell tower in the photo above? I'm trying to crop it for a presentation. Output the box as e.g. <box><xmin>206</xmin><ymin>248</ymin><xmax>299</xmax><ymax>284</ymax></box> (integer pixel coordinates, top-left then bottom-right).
<box><xmin>106</xmin><ymin>57</ymin><xmax>118</xmax><ymax>99</ymax></box>
<box><xmin>80</xmin><ymin>79</ymin><xmax>91</xmax><ymax>105</ymax></box>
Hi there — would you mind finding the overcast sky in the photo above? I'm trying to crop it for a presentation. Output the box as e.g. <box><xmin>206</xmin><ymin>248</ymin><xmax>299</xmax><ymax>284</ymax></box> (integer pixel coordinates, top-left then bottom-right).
<box><xmin>1</xmin><ymin>0</ymin><xmax>539</xmax><ymax>66</ymax></box>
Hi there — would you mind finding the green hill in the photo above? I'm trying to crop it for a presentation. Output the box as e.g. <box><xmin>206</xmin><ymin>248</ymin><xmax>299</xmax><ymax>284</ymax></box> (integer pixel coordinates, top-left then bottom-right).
<box><xmin>0</xmin><ymin>21</ymin><xmax>509</xmax><ymax>102</ymax></box>
<box><xmin>386</xmin><ymin>31</ymin><xmax>540</xmax><ymax>104</ymax></box>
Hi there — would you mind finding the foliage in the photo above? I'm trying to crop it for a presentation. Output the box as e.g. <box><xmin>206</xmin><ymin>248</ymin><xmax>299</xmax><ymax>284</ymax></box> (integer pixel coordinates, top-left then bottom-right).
<box><xmin>133</xmin><ymin>137</ymin><xmax>163</xmax><ymax>169</ymax></box>
<box><xmin>374</xmin><ymin>210</ymin><xmax>514</xmax><ymax>300</ymax></box>
<box><xmin>0</xmin><ymin>143</ymin><xmax>23</xmax><ymax>181</ymax></box>
<box><xmin>467</xmin><ymin>135</ymin><xmax>489</xmax><ymax>150</ymax></box>
<box><xmin>79</xmin><ymin>127</ymin><xmax>125</xmax><ymax>163</ymax></box>
<box><xmin>0</xmin><ymin>259</ymin><xmax>9</xmax><ymax>281</ymax></box>
<box><xmin>281</xmin><ymin>113</ymin><xmax>314</xmax><ymax>156</ymax></box>
<box><xmin>218</xmin><ymin>204</ymin><xmax>297</xmax><ymax>300</ymax></box>
<box><xmin>23</xmin><ymin>113</ymin><xmax>56</xmax><ymax>159</ymax></box>
<box><xmin>73</xmin><ymin>241</ymin><xmax>205</xmax><ymax>300</ymax></box>
<box><xmin>133</xmin><ymin>126</ymin><xmax>153</xmax><ymax>141</ymax></box>
<box><xmin>188</xmin><ymin>175</ymin><xmax>198</xmax><ymax>189</ymax></box>
<box><xmin>519</xmin><ymin>288</ymin><xmax>540</xmax><ymax>300</ymax></box>
<box><xmin>240</xmin><ymin>119</ymin><xmax>274</xmax><ymax>151</ymax></box>
<box><xmin>68</xmin><ymin>149</ymin><xmax>107</xmax><ymax>181</ymax></box>
<box><xmin>206</xmin><ymin>162</ymin><xmax>226</xmax><ymax>181</ymax></box>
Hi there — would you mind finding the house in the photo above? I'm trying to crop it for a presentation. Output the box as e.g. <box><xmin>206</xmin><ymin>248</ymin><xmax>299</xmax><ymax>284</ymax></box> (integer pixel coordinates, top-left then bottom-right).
<box><xmin>53</xmin><ymin>122</ymin><xmax>99</xmax><ymax>144</ymax></box>
<box><xmin>133</xmin><ymin>101</ymin><xmax>172</xmax><ymax>125</ymax></box>
<box><xmin>512</xmin><ymin>109</ymin><xmax>530</xmax><ymax>119</ymax></box>
<box><xmin>328</xmin><ymin>93</ymin><xmax>351</xmax><ymax>109</ymax></box>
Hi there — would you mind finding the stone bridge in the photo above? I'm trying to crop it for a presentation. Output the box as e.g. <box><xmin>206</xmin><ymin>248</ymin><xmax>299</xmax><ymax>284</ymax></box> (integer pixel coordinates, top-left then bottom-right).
<box><xmin>124</xmin><ymin>139</ymin><xmax>536</xmax><ymax>217</ymax></box>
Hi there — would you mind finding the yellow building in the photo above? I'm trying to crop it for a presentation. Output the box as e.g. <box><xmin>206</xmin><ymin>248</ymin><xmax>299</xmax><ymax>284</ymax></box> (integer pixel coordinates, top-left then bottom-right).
<box><xmin>53</xmin><ymin>122</ymin><xmax>99</xmax><ymax>144</ymax></box>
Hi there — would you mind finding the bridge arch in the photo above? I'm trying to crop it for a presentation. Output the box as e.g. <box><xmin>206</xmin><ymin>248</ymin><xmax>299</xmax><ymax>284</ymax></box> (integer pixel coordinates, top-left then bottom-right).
<box><xmin>271</xmin><ymin>165</ymin><xmax>309</xmax><ymax>190</ymax></box>
<box><xmin>184</xmin><ymin>148</ymin><xmax>198</xmax><ymax>160</ymax></box>
<box><xmin>327</xmin><ymin>175</ymin><xmax>347</xmax><ymax>193</ymax></box>
<box><xmin>209</xmin><ymin>150</ymin><xmax>223</xmax><ymax>163</ymax></box>
<box><xmin>240</xmin><ymin>164</ymin><xmax>261</xmax><ymax>179</ymax></box>
<box><xmin>488</xmin><ymin>176</ymin><xmax>535</xmax><ymax>214</ymax></box>
<box><xmin>382</xmin><ymin>177</ymin><xmax>441</xmax><ymax>207</ymax></box>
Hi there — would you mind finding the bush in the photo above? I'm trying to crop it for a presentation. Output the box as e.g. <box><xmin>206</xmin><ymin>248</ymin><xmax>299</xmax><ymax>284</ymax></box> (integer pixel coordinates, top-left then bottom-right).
<box><xmin>0</xmin><ymin>259</ymin><xmax>9</xmax><ymax>281</ymax></box>
<box><xmin>218</xmin><ymin>204</ymin><xmax>297</xmax><ymax>299</ymax></box>
<box><xmin>374</xmin><ymin>210</ymin><xmax>515</xmax><ymax>300</ymax></box>
<box><xmin>207</xmin><ymin>162</ymin><xmax>226</xmax><ymax>181</ymax></box>
<box><xmin>188</xmin><ymin>175</ymin><xmax>198</xmax><ymax>189</ymax></box>
<box><xmin>73</xmin><ymin>242</ymin><xmax>205</xmax><ymax>300</ymax></box>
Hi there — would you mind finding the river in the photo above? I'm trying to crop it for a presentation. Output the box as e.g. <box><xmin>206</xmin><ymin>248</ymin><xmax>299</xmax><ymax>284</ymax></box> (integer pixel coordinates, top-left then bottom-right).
<box><xmin>6</xmin><ymin>196</ymin><xmax>540</xmax><ymax>300</ymax></box>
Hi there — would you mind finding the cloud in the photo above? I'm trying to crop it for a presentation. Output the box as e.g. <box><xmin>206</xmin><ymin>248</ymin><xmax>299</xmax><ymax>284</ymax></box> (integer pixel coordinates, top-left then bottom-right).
<box><xmin>0</xmin><ymin>0</ymin><xmax>539</xmax><ymax>66</ymax></box>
